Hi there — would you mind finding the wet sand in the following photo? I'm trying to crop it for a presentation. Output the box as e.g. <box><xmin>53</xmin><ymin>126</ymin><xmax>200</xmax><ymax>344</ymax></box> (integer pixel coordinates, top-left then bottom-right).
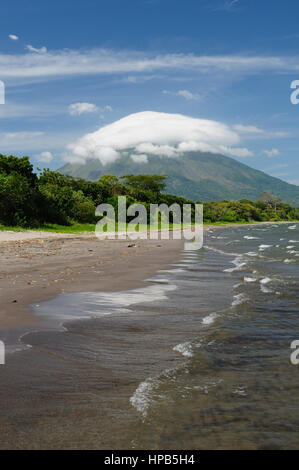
<box><xmin>0</xmin><ymin>235</ymin><xmax>183</xmax><ymax>328</ymax></box>
<box><xmin>0</xmin><ymin>233</ymin><xmax>192</xmax><ymax>449</ymax></box>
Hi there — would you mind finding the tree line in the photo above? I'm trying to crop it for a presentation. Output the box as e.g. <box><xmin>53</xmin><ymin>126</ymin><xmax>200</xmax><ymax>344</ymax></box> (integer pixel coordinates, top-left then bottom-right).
<box><xmin>0</xmin><ymin>154</ymin><xmax>298</xmax><ymax>227</ymax></box>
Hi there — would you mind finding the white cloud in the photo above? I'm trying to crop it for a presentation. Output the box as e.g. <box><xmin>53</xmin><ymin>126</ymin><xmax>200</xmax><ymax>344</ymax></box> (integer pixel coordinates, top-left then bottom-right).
<box><xmin>0</xmin><ymin>130</ymin><xmax>76</xmax><ymax>153</ymax></box>
<box><xmin>69</xmin><ymin>102</ymin><xmax>98</xmax><ymax>116</ymax></box>
<box><xmin>3</xmin><ymin>131</ymin><xmax>44</xmax><ymax>140</ymax></box>
<box><xmin>220</xmin><ymin>146</ymin><xmax>254</xmax><ymax>158</ymax></box>
<box><xmin>26</xmin><ymin>44</ymin><xmax>47</xmax><ymax>54</ymax></box>
<box><xmin>0</xmin><ymin>48</ymin><xmax>299</xmax><ymax>82</ymax></box>
<box><xmin>285</xmin><ymin>178</ymin><xmax>299</xmax><ymax>186</ymax></box>
<box><xmin>64</xmin><ymin>111</ymin><xmax>253</xmax><ymax>165</ymax></box>
<box><xmin>163</xmin><ymin>89</ymin><xmax>201</xmax><ymax>101</ymax></box>
<box><xmin>36</xmin><ymin>151</ymin><xmax>54</xmax><ymax>163</ymax></box>
<box><xmin>9</xmin><ymin>34</ymin><xmax>19</xmax><ymax>41</ymax></box>
<box><xmin>178</xmin><ymin>90</ymin><xmax>201</xmax><ymax>101</ymax></box>
<box><xmin>261</xmin><ymin>148</ymin><xmax>280</xmax><ymax>157</ymax></box>
<box><xmin>233</xmin><ymin>124</ymin><xmax>264</xmax><ymax>134</ymax></box>
<box><xmin>233</xmin><ymin>125</ymin><xmax>287</xmax><ymax>139</ymax></box>
<box><xmin>131</xmin><ymin>154</ymin><xmax>148</xmax><ymax>163</ymax></box>
<box><xmin>136</xmin><ymin>142</ymin><xmax>178</xmax><ymax>157</ymax></box>
<box><xmin>213</xmin><ymin>0</ymin><xmax>240</xmax><ymax>11</ymax></box>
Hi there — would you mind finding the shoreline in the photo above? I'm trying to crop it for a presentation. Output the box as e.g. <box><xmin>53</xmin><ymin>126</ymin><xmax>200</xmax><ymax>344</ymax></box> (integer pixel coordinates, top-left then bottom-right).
<box><xmin>0</xmin><ymin>221</ymin><xmax>295</xmax><ymax>329</ymax></box>
<box><xmin>0</xmin><ymin>221</ymin><xmax>297</xmax><ymax>449</ymax></box>
<box><xmin>0</xmin><ymin>236</ymin><xmax>184</xmax><ymax>329</ymax></box>
<box><xmin>0</xmin><ymin>229</ymin><xmax>234</xmax><ymax>450</ymax></box>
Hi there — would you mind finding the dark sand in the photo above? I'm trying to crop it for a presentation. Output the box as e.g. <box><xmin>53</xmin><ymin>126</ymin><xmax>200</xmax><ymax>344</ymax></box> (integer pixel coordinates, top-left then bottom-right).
<box><xmin>0</xmin><ymin>235</ymin><xmax>183</xmax><ymax>328</ymax></box>
<box><xmin>0</xmin><ymin>234</ymin><xmax>190</xmax><ymax>449</ymax></box>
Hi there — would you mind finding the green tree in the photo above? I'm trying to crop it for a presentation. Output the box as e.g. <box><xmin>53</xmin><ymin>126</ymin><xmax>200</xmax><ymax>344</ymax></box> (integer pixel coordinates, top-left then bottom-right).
<box><xmin>258</xmin><ymin>192</ymin><xmax>281</xmax><ymax>211</ymax></box>
<box><xmin>121</xmin><ymin>174</ymin><xmax>167</xmax><ymax>194</ymax></box>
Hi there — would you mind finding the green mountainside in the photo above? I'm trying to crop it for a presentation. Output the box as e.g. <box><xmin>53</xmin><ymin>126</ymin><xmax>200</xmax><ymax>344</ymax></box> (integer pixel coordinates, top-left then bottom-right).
<box><xmin>60</xmin><ymin>151</ymin><xmax>299</xmax><ymax>205</ymax></box>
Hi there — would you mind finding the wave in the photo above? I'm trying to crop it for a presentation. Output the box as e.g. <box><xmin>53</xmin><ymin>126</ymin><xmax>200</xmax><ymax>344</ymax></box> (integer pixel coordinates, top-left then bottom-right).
<box><xmin>260</xmin><ymin>285</ymin><xmax>272</xmax><ymax>293</ymax></box>
<box><xmin>232</xmin><ymin>293</ymin><xmax>248</xmax><ymax>306</ymax></box>
<box><xmin>130</xmin><ymin>377</ymin><xmax>158</xmax><ymax>418</ymax></box>
<box><xmin>224</xmin><ymin>255</ymin><xmax>247</xmax><ymax>273</ymax></box>
<box><xmin>173</xmin><ymin>342</ymin><xmax>194</xmax><ymax>358</ymax></box>
<box><xmin>245</xmin><ymin>251</ymin><xmax>259</xmax><ymax>257</ymax></box>
<box><xmin>260</xmin><ymin>277</ymin><xmax>272</xmax><ymax>285</ymax></box>
<box><xmin>202</xmin><ymin>312</ymin><xmax>218</xmax><ymax>325</ymax></box>
<box><xmin>259</xmin><ymin>277</ymin><xmax>273</xmax><ymax>293</ymax></box>
<box><xmin>205</xmin><ymin>245</ymin><xmax>237</xmax><ymax>256</ymax></box>
<box><xmin>259</xmin><ymin>244</ymin><xmax>273</xmax><ymax>251</ymax></box>
<box><xmin>159</xmin><ymin>268</ymin><xmax>185</xmax><ymax>274</ymax></box>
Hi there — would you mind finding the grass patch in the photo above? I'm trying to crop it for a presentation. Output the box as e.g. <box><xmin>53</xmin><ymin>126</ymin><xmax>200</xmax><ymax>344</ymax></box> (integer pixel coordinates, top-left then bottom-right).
<box><xmin>0</xmin><ymin>223</ymin><xmax>96</xmax><ymax>234</ymax></box>
<box><xmin>1</xmin><ymin>220</ymin><xmax>297</xmax><ymax>235</ymax></box>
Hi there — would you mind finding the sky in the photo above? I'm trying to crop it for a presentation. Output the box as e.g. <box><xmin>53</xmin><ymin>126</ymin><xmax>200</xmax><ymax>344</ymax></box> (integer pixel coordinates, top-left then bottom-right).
<box><xmin>1</xmin><ymin>0</ymin><xmax>299</xmax><ymax>185</ymax></box>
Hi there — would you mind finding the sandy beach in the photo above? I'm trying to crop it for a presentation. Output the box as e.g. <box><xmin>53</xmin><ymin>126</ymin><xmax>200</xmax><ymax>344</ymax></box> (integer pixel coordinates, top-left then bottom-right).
<box><xmin>0</xmin><ymin>232</ymin><xmax>184</xmax><ymax>328</ymax></box>
<box><xmin>0</xmin><ymin>222</ymin><xmax>291</xmax><ymax>328</ymax></box>
<box><xmin>0</xmin><ymin>231</ymin><xmax>187</xmax><ymax>449</ymax></box>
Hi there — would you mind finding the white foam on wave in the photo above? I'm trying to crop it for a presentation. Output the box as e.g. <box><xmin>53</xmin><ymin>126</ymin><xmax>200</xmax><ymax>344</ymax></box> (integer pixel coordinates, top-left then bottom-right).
<box><xmin>260</xmin><ymin>277</ymin><xmax>272</xmax><ymax>285</ymax></box>
<box><xmin>260</xmin><ymin>285</ymin><xmax>272</xmax><ymax>293</ymax></box>
<box><xmin>202</xmin><ymin>312</ymin><xmax>218</xmax><ymax>325</ymax></box>
<box><xmin>284</xmin><ymin>258</ymin><xmax>295</xmax><ymax>263</ymax></box>
<box><xmin>259</xmin><ymin>277</ymin><xmax>273</xmax><ymax>293</ymax></box>
<box><xmin>224</xmin><ymin>255</ymin><xmax>247</xmax><ymax>273</ymax></box>
<box><xmin>232</xmin><ymin>387</ymin><xmax>247</xmax><ymax>397</ymax></box>
<box><xmin>146</xmin><ymin>277</ymin><xmax>170</xmax><ymax>284</ymax></box>
<box><xmin>287</xmin><ymin>245</ymin><xmax>295</xmax><ymax>249</ymax></box>
<box><xmin>173</xmin><ymin>342</ymin><xmax>194</xmax><ymax>358</ymax></box>
<box><xmin>288</xmin><ymin>225</ymin><xmax>297</xmax><ymax>230</ymax></box>
<box><xmin>232</xmin><ymin>293</ymin><xmax>248</xmax><ymax>306</ymax></box>
<box><xmin>34</xmin><ymin>283</ymin><xmax>177</xmax><ymax>322</ymax></box>
<box><xmin>244</xmin><ymin>277</ymin><xmax>257</xmax><ymax>283</ymax></box>
<box><xmin>259</xmin><ymin>244</ymin><xmax>272</xmax><ymax>251</ymax></box>
<box><xmin>130</xmin><ymin>367</ymin><xmax>176</xmax><ymax>419</ymax></box>
<box><xmin>244</xmin><ymin>235</ymin><xmax>259</xmax><ymax>240</ymax></box>
<box><xmin>245</xmin><ymin>251</ymin><xmax>259</xmax><ymax>257</ymax></box>
<box><xmin>233</xmin><ymin>282</ymin><xmax>242</xmax><ymax>290</ymax></box>
<box><xmin>130</xmin><ymin>377</ymin><xmax>157</xmax><ymax>418</ymax></box>
<box><xmin>289</xmin><ymin>240</ymin><xmax>298</xmax><ymax>243</ymax></box>
<box><xmin>205</xmin><ymin>245</ymin><xmax>237</xmax><ymax>256</ymax></box>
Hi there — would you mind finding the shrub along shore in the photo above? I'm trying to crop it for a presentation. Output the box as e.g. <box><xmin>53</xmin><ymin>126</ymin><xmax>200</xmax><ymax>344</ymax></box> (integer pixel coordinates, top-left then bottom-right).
<box><xmin>1</xmin><ymin>154</ymin><xmax>298</xmax><ymax>231</ymax></box>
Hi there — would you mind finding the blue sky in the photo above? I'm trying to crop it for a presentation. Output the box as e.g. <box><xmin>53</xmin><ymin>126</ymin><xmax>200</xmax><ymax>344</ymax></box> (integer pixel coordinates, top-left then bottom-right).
<box><xmin>1</xmin><ymin>0</ymin><xmax>299</xmax><ymax>184</ymax></box>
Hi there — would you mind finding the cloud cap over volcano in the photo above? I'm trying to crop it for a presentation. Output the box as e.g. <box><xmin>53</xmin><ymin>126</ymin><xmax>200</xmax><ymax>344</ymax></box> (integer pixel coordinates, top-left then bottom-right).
<box><xmin>65</xmin><ymin>111</ymin><xmax>253</xmax><ymax>164</ymax></box>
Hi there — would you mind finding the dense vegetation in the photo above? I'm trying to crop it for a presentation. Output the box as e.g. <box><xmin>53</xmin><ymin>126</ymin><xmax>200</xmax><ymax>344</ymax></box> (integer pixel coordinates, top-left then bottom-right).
<box><xmin>60</xmin><ymin>151</ymin><xmax>299</xmax><ymax>206</ymax></box>
<box><xmin>0</xmin><ymin>154</ymin><xmax>298</xmax><ymax>229</ymax></box>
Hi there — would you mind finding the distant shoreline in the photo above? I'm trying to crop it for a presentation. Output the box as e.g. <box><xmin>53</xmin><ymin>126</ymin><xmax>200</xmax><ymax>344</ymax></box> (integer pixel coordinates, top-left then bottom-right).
<box><xmin>0</xmin><ymin>219</ymin><xmax>296</xmax><ymax>241</ymax></box>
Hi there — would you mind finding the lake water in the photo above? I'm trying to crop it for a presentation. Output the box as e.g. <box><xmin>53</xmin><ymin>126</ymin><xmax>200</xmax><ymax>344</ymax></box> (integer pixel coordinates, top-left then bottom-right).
<box><xmin>0</xmin><ymin>223</ymin><xmax>298</xmax><ymax>449</ymax></box>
